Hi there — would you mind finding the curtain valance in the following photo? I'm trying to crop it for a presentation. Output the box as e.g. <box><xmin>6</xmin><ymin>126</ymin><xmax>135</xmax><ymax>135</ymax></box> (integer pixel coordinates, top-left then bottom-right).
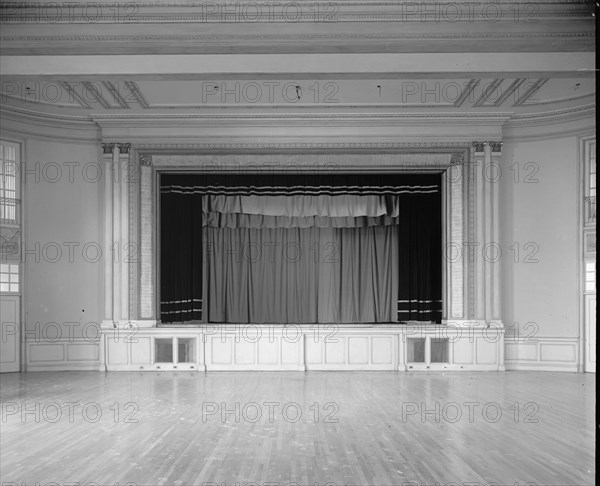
<box><xmin>202</xmin><ymin>194</ymin><xmax>399</xmax><ymax>228</ymax></box>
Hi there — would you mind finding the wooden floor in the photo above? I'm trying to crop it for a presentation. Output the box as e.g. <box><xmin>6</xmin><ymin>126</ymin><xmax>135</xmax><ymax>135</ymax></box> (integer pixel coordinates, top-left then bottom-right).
<box><xmin>0</xmin><ymin>371</ymin><xmax>595</xmax><ymax>486</ymax></box>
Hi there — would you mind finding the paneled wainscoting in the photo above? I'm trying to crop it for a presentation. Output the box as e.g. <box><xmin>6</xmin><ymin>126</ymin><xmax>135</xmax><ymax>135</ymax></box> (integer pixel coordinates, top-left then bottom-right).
<box><xmin>25</xmin><ymin>338</ymin><xmax>100</xmax><ymax>372</ymax></box>
<box><xmin>21</xmin><ymin>325</ymin><xmax>582</xmax><ymax>372</ymax></box>
<box><xmin>96</xmin><ymin>323</ymin><xmax>506</xmax><ymax>372</ymax></box>
<box><xmin>25</xmin><ymin>325</ymin><xmax>579</xmax><ymax>372</ymax></box>
<box><xmin>505</xmin><ymin>337</ymin><xmax>580</xmax><ymax>372</ymax></box>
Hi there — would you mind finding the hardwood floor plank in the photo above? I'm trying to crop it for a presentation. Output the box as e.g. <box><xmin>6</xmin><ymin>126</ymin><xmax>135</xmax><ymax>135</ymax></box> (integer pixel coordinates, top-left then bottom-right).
<box><xmin>0</xmin><ymin>371</ymin><xmax>595</xmax><ymax>486</ymax></box>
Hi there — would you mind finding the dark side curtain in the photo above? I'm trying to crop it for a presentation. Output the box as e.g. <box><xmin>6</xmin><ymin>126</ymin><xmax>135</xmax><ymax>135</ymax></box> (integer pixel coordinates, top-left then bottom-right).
<box><xmin>160</xmin><ymin>185</ymin><xmax>203</xmax><ymax>323</ymax></box>
<box><xmin>397</xmin><ymin>189</ymin><xmax>443</xmax><ymax>323</ymax></box>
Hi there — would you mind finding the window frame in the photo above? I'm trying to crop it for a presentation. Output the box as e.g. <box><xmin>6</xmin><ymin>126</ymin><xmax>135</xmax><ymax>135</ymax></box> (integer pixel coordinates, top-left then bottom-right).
<box><xmin>0</xmin><ymin>140</ymin><xmax>21</xmax><ymax>226</ymax></box>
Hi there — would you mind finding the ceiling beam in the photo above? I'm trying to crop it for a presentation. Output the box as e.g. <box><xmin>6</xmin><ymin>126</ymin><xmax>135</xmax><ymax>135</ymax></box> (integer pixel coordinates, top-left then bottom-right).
<box><xmin>1</xmin><ymin>53</ymin><xmax>594</xmax><ymax>80</ymax></box>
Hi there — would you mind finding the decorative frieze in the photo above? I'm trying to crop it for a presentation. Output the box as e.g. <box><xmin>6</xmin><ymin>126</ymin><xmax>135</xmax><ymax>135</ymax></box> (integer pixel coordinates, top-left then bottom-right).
<box><xmin>139</xmin><ymin>153</ymin><xmax>153</xmax><ymax>166</ymax></box>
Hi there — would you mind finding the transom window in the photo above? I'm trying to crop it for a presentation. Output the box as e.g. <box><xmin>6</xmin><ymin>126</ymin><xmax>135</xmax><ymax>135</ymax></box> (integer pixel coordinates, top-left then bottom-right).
<box><xmin>0</xmin><ymin>263</ymin><xmax>19</xmax><ymax>293</ymax></box>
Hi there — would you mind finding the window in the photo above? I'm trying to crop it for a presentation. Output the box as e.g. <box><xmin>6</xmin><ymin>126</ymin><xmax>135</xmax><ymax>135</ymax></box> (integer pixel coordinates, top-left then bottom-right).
<box><xmin>0</xmin><ymin>263</ymin><xmax>19</xmax><ymax>293</ymax></box>
<box><xmin>585</xmin><ymin>140</ymin><xmax>596</xmax><ymax>224</ymax></box>
<box><xmin>0</xmin><ymin>141</ymin><xmax>19</xmax><ymax>223</ymax></box>
<box><xmin>585</xmin><ymin>262</ymin><xmax>595</xmax><ymax>293</ymax></box>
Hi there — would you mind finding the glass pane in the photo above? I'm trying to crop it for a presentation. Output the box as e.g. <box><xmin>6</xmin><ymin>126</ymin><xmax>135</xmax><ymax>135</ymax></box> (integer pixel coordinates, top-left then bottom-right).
<box><xmin>155</xmin><ymin>338</ymin><xmax>173</xmax><ymax>363</ymax></box>
<box><xmin>10</xmin><ymin>274</ymin><xmax>19</xmax><ymax>283</ymax></box>
<box><xmin>0</xmin><ymin>275</ymin><xmax>8</xmax><ymax>282</ymax></box>
<box><xmin>9</xmin><ymin>264</ymin><xmax>18</xmax><ymax>273</ymax></box>
<box><xmin>0</xmin><ymin>283</ymin><xmax>9</xmax><ymax>292</ymax></box>
<box><xmin>407</xmin><ymin>338</ymin><xmax>426</xmax><ymax>363</ymax></box>
<box><xmin>178</xmin><ymin>338</ymin><xmax>195</xmax><ymax>363</ymax></box>
<box><xmin>0</xmin><ymin>264</ymin><xmax>8</xmax><ymax>273</ymax></box>
<box><xmin>431</xmin><ymin>338</ymin><xmax>449</xmax><ymax>363</ymax></box>
<box><xmin>9</xmin><ymin>284</ymin><xmax>18</xmax><ymax>292</ymax></box>
<box><xmin>585</xmin><ymin>281</ymin><xmax>596</xmax><ymax>292</ymax></box>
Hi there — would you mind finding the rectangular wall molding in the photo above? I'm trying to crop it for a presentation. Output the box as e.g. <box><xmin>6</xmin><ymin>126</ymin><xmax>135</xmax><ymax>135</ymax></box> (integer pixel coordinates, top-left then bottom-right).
<box><xmin>505</xmin><ymin>337</ymin><xmax>580</xmax><ymax>372</ymax></box>
<box><xmin>23</xmin><ymin>329</ymin><xmax>583</xmax><ymax>373</ymax></box>
<box><xmin>25</xmin><ymin>338</ymin><xmax>100</xmax><ymax>371</ymax></box>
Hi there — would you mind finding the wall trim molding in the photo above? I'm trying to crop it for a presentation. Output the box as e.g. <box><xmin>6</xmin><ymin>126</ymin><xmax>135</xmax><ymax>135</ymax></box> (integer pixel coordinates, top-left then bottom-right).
<box><xmin>504</xmin><ymin>337</ymin><xmax>580</xmax><ymax>372</ymax></box>
<box><xmin>25</xmin><ymin>338</ymin><xmax>101</xmax><ymax>372</ymax></box>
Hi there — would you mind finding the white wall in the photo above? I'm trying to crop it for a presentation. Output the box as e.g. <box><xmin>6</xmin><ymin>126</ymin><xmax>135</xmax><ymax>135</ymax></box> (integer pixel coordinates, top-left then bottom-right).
<box><xmin>23</xmin><ymin>138</ymin><xmax>103</xmax><ymax>369</ymax></box>
<box><xmin>500</xmin><ymin>136</ymin><xmax>581</xmax><ymax>369</ymax></box>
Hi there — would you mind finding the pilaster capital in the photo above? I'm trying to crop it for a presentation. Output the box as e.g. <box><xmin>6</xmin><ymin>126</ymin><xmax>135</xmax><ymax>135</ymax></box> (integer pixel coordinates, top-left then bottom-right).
<box><xmin>117</xmin><ymin>143</ymin><xmax>131</xmax><ymax>155</ymax></box>
<box><xmin>471</xmin><ymin>141</ymin><xmax>486</xmax><ymax>153</ymax></box>
<box><xmin>489</xmin><ymin>141</ymin><xmax>503</xmax><ymax>154</ymax></box>
<box><xmin>101</xmin><ymin>143</ymin><xmax>115</xmax><ymax>155</ymax></box>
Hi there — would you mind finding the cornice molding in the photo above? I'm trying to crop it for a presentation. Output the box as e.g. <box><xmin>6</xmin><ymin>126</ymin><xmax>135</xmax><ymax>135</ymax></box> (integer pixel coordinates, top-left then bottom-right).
<box><xmin>131</xmin><ymin>141</ymin><xmax>476</xmax><ymax>151</ymax></box>
<box><xmin>1</xmin><ymin>102</ymin><xmax>594</xmax><ymax>143</ymax></box>
<box><xmin>0</xmin><ymin>104</ymin><xmax>94</xmax><ymax>124</ymax></box>
<box><xmin>506</xmin><ymin>103</ymin><xmax>595</xmax><ymax>128</ymax></box>
<box><xmin>1</xmin><ymin>1</ymin><xmax>593</xmax><ymax>24</ymax></box>
<box><xmin>90</xmin><ymin>111</ymin><xmax>514</xmax><ymax>122</ymax></box>
<box><xmin>3</xmin><ymin>32</ymin><xmax>594</xmax><ymax>42</ymax></box>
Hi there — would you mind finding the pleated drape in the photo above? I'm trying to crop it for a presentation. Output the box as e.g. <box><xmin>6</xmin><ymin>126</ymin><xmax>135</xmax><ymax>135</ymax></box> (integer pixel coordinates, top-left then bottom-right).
<box><xmin>204</xmin><ymin>225</ymin><xmax>397</xmax><ymax>323</ymax></box>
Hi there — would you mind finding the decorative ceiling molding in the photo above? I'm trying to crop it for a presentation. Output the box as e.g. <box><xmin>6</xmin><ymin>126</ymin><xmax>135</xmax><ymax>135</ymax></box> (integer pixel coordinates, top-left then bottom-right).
<box><xmin>1</xmin><ymin>102</ymin><xmax>593</xmax><ymax>129</ymax></box>
<box><xmin>507</xmin><ymin>103</ymin><xmax>595</xmax><ymax>124</ymax></box>
<box><xmin>2</xmin><ymin>33</ymin><xmax>595</xmax><ymax>42</ymax></box>
<box><xmin>3</xmin><ymin>53</ymin><xmax>592</xmax><ymax>80</ymax></box>
<box><xmin>1</xmin><ymin>32</ymin><xmax>594</xmax><ymax>57</ymax></box>
<box><xmin>132</xmin><ymin>141</ymin><xmax>477</xmax><ymax>151</ymax></box>
<box><xmin>89</xmin><ymin>111</ymin><xmax>515</xmax><ymax>121</ymax></box>
<box><xmin>0</xmin><ymin>1</ymin><xmax>594</xmax><ymax>24</ymax></box>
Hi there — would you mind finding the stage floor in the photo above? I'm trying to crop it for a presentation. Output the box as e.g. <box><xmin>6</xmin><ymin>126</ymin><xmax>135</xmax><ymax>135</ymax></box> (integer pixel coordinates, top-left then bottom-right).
<box><xmin>0</xmin><ymin>371</ymin><xmax>595</xmax><ymax>486</ymax></box>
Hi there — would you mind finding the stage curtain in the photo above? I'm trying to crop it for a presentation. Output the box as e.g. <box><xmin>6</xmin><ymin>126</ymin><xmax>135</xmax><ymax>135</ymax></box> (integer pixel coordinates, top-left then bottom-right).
<box><xmin>396</xmin><ymin>191</ymin><xmax>443</xmax><ymax>323</ymax></box>
<box><xmin>160</xmin><ymin>188</ymin><xmax>203</xmax><ymax>323</ymax></box>
<box><xmin>160</xmin><ymin>173</ymin><xmax>442</xmax><ymax>324</ymax></box>
<box><xmin>204</xmin><ymin>225</ymin><xmax>398</xmax><ymax>323</ymax></box>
